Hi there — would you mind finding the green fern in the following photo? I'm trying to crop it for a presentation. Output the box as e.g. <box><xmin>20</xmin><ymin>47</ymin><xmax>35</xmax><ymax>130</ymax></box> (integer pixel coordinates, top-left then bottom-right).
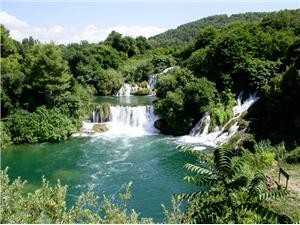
<box><xmin>178</xmin><ymin>145</ymin><xmax>293</xmax><ymax>223</ymax></box>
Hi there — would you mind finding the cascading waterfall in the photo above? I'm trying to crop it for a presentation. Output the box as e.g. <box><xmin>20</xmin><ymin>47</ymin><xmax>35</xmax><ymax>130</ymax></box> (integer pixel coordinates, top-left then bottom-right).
<box><xmin>148</xmin><ymin>75</ymin><xmax>157</xmax><ymax>90</ymax></box>
<box><xmin>116</xmin><ymin>67</ymin><xmax>175</xmax><ymax>96</ymax></box>
<box><xmin>116</xmin><ymin>84</ymin><xmax>139</xmax><ymax>96</ymax></box>
<box><xmin>180</xmin><ymin>92</ymin><xmax>259</xmax><ymax>148</ymax></box>
<box><xmin>147</xmin><ymin>67</ymin><xmax>174</xmax><ymax>91</ymax></box>
<box><xmin>109</xmin><ymin>105</ymin><xmax>158</xmax><ymax>132</ymax></box>
<box><xmin>76</xmin><ymin>104</ymin><xmax>159</xmax><ymax>137</ymax></box>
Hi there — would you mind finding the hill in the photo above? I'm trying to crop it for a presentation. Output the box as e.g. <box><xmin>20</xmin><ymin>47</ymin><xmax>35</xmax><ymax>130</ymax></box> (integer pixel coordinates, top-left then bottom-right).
<box><xmin>149</xmin><ymin>12</ymin><xmax>268</xmax><ymax>47</ymax></box>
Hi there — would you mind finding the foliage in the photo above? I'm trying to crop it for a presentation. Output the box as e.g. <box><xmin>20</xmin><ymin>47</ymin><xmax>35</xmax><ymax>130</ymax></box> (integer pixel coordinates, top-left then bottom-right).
<box><xmin>23</xmin><ymin>44</ymin><xmax>72</xmax><ymax>108</ymax></box>
<box><xmin>177</xmin><ymin>145</ymin><xmax>293</xmax><ymax>223</ymax></box>
<box><xmin>286</xmin><ymin>147</ymin><xmax>300</xmax><ymax>164</ymax></box>
<box><xmin>105</xmin><ymin>31</ymin><xmax>152</xmax><ymax>57</ymax></box>
<box><xmin>0</xmin><ymin>122</ymin><xmax>12</xmax><ymax>149</ymax></box>
<box><xmin>4</xmin><ymin>107</ymin><xmax>76</xmax><ymax>144</ymax></box>
<box><xmin>0</xmin><ymin>169</ymin><xmax>152</xmax><ymax>224</ymax></box>
<box><xmin>132</xmin><ymin>88</ymin><xmax>152</xmax><ymax>96</ymax></box>
<box><xmin>155</xmin><ymin>68</ymin><xmax>216</xmax><ymax>135</ymax></box>
<box><xmin>149</xmin><ymin>12</ymin><xmax>268</xmax><ymax>47</ymax></box>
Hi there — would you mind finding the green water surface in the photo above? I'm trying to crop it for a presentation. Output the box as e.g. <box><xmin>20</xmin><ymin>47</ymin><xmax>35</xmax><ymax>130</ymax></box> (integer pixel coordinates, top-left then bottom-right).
<box><xmin>93</xmin><ymin>95</ymin><xmax>157</xmax><ymax>106</ymax></box>
<box><xmin>1</xmin><ymin>134</ymin><xmax>197</xmax><ymax>222</ymax></box>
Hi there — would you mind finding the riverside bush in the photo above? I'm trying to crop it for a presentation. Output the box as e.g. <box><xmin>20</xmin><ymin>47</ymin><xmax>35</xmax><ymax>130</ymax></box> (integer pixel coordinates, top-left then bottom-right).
<box><xmin>4</xmin><ymin>106</ymin><xmax>76</xmax><ymax>144</ymax></box>
<box><xmin>286</xmin><ymin>147</ymin><xmax>300</xmax><ymax>164</ymax></box>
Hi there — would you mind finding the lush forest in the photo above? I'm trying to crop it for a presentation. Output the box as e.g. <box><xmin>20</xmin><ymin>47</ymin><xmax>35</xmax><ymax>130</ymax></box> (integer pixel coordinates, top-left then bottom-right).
<box><xmin>149</xmin><ymin>11</ymin><xmax>268</xmax><ymax>47</ymax></box>
<box><xmin>1</xmin><ymin>8</ymin><xmax>300</xmax><ymax>224</ymax></box>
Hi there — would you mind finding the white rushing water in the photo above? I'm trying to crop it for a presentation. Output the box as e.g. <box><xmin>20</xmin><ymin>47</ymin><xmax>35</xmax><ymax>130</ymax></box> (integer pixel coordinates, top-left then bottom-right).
<box><xmin>116</xmin><ymin>84</ymin><xmax>139</xmax><ymax>96</ymax></box>
<box><xmin>147</xmin><ymin>67</ymin><xmax>174</xmax><ymax>91</ymax></box>
<box><xmin>116</xmin><ymin>67</ymin><xmax>175</xmax><ymax>96</ymax></box>
<box><xmin>180</xmin><ymin>92</ymin><xmax>259</xmax><ymax>148</ymax></box>
<box><xmin>74</xmin><ymin>105</ymin><xmax>159</xmax><ymax>137</ymax></box>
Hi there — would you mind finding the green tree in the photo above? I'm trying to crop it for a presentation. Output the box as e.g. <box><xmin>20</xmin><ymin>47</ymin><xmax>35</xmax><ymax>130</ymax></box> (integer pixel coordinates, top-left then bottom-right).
<box><xmin>24</xmin><ymin>44</ymin><xmax>72</xmax><ymax>107</ymax></box>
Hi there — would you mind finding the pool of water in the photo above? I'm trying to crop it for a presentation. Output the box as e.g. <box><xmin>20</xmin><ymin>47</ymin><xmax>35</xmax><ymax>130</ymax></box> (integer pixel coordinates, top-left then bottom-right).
<box><xmin>93</xmin><ymin>95</ymin><xmax>157</xmax><ymax>106</ymax></box>
<box><xmin>1</xmin><ymin>134</ymin><xmax>197</xmax><ymax>222</ymax></box>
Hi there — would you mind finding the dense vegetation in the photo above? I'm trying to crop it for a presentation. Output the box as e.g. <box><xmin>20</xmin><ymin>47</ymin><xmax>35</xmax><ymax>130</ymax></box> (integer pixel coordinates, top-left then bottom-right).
<box><xmin>0</xmin><ymin>25</ymin><xmax>174</xmax><ymax>146</ymax></box>
<box><xmin>153</xmin><ymin>9</ymin><xmax>300</xmax><ymax>145</ymax></box>
<box><xmin>149</xmin><ymin>12</ymin><xmax>268</xmax><ymax>47</ymax></box>
<box><xmin>1</xmin><ymin>8</ymin><xmax>300</xmax><ymax>224</ymax></box>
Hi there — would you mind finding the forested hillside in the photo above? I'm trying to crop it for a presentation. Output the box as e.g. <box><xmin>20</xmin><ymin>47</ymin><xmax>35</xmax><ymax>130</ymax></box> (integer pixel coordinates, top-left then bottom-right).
<box><xmin>149</xmin><ymin>12</ymin><xmax>268</xmax><ymax>47</ymax></box>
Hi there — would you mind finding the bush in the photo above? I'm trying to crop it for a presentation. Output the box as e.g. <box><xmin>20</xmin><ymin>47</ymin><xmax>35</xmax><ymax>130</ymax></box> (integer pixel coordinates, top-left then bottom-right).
<box><xmin>132</xmin><ymin>88</ymin><xmax>152</xmax><ymax>96</ymax></box>
<box><xmin>0</xmin><ymin>122</ymin><xmax>12</xmax><ymax>149</ymax></box>
<box><xmin>286</xmin><ymin>147</ymin><xmax>300</xmax><ymax>164</ymax></box>
<box><xmin>5</xmin><ymin>106</ymin><xmax>76</xmax><ymax>144</ymax></box>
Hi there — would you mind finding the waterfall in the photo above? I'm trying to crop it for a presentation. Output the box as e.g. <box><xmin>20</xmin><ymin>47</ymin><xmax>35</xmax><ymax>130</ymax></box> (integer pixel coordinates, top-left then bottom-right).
<box><xmin>148</xmin><ymin>75</ymin><xmax>157</xmax><ymax>90</ymax></box>
<box><xmin>189</xmin><ymin>113</ymin><xmax>211</xmax><ymax>137</ymax></box>
<box><xmin>147</xmin><ymin>66</ymin><xmax>174</xmax><ymax>91</ymax></box>
<box><xmin>110</xmin><ymin>105</ymin><xmax>157</xmax><ymax>130</ymax></box>
<box><xmin>116</xmin><ymin>84</ymin><xmax>139</xmax><ymax>96</ymax></box>
<box><xmin>75</xmin><ymin>104</ymin><xmax>159</xmax><ymax>137</ymax></box>
<box><xmin>90</xmin><ymin>104</ymin><xmax>110</xmax><ymax>123</ymax></box>
<box><xmin>116</xmin><ymin>67</ymin><xmax>175</xmax><ymax>96</ymax></box>
<box><xmin>180</xmin><ymin>92</ymin><xmax>259</xmax><ymax>148</ymax></box>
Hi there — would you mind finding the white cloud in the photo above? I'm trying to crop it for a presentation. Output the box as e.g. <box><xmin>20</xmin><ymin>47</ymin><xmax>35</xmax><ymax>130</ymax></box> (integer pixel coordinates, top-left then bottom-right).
<box><xmin>0</xmin><ymin>11</ymin><xmax>166</xmax><ymax>44</ymax></box>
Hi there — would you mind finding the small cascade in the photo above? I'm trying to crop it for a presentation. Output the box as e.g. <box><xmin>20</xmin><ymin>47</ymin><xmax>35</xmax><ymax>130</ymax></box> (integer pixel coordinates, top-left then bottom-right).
<box><xmin>180</xmin><ymin>92</ymin><xmax>259</xmax><ymax>148</ymax></box>
<box><xmin>90</xmin><ymin>104</ymin><xmax>110</xmax><ymax>123</ymax></box>
<box><xmin>189</xmin><ymin>113</ymin><xmax>211</xmax><ymax>137</ymax></box>
<box><xmin>75</xmin><ymin>104</ymin><xmax>159</xmax><ymax>137</ymax></box>
<box><xmin>116</xmin><ymin>67</ymin><xmax>175</xmax><ymax>96</ymax></box>
<box><xmin>116</xmin><ymin>84</ymin><xmax>139</xmax><ymax>96</ymax></box>
<box><xmin>148</xmin><ymin>75</ymin><xmax>157</xmax><ymax>90</ymax></box>
<box><xmin>147</xmin><ymin>66</ymin><xmax>174</xmax><ymax>91</ymax></box>
<box><xmin>109</xmin><ymin>105</ymin><xmax>158</xmax><ymax>132</ymax></box>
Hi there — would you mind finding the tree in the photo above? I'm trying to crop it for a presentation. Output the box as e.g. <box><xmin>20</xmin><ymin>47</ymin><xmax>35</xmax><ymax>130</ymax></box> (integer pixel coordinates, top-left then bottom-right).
<box><xmin>177</xmin><ymin>146</ymin><xmax>292</xmax><ymax>224</ymax></box>
<box><xmin>24</xmin><ymin>44</ymin><xmax>72</xmax><ymax>107</ymax></box>
<box><xmin>0</xmin><ymin>25</ymin><xmax>18</xmax><ymax>58</ymax></box>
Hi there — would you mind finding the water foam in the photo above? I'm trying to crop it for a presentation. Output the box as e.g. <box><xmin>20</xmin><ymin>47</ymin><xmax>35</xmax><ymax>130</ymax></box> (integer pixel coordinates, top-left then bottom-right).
<box><xmin>179</xmin><ymin>92</ymin><xmax>259</xmax><ymax>148</ymax></box>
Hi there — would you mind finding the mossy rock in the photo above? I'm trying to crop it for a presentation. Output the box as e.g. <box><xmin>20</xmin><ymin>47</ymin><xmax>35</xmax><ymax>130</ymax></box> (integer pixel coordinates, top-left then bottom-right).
<box><xmin>223</xmin><ymin>118</ymin><xmax>239</xmax><ymax>132</ymax></box>
<box><xmin>93</xmin><ymin>124</ymin><xmax>109</xmax><ymax>133</ymax></box>
<box><xmin>239</xmin><ymin>119</ymin><xmax>249</xmax><ymax>130</ymax></box>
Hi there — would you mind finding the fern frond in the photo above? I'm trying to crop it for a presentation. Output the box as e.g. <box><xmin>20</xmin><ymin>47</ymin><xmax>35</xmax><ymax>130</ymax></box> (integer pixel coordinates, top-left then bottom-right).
<box><xmin>240</xmin><ymin>203</ymin><xmax>278</xmax><ymax>222</ymax></box>
<box><xmin>214</xmin><ymin>148</ymin><xmax>232</xmax><ymax>175</ymax></box>
<box><xmin>184</xmin><ymin>175</ymin><xmax>218</xmax><ymax>187</ymax></box>
<box><xmin>188</xmin><ymin>200</ymin><xmax>226</xmax><ymax>224</ymax></box>
<box><xmin>227</xmin><ymin>176</ymin><xmax>249</xmax><ymax>190</ymax></box>
<box><xmin>258</xmin><ymin>189</ymin><xmax>288</xmax><ymax>201</ymax></box>
<box><xmin>177</xmin><ymin>145</ymin><xmax>214</xmax><ymax>164</ymax></box>
<box><xmin>177</xmin><ymin>190</ymin><xmax>211</xmax><ymax>201</ymax></box>
<box><xmin>184</xmin><ymin>163</ymin><xmax>214</xmax><ymax>176</ymax></box>
<box><xmin>248</xmin><ymin>173</ymin><xmax>267</xmax><ymax>199</ymax></box>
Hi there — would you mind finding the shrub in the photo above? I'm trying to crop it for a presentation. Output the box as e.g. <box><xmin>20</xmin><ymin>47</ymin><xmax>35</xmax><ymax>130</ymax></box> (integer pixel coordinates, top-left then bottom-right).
<box><xmin>0</xmin><ymin>121</ymin><xmax>12</xmax><ymax>149</ymax></box>
<box><xmin>285</xmin><ymin>147</ymin><xmax>300</xmax><ymax>164</ymax></box>
<box><xmin>5</xmin><ymin>106</ymin><xmax>76</xmax><ymax>144</ymax></box>
<box><xmin>132</xmin><ymin>88</ymin><xmax>152</xmax><ymax>96</ymax></box>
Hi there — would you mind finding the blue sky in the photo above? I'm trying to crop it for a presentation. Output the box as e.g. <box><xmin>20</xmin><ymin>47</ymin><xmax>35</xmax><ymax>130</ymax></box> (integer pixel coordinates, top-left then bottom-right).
<box><xmin>1</xmin><ymin>1</ymin><xmax>299</xmax><ymax>43</ymax></box>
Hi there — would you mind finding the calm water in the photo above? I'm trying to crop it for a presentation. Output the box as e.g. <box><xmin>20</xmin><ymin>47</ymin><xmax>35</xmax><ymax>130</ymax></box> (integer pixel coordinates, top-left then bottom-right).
<box><xmin>1</xmin><ymin>134</ymin><xmax>197</xmax><ymax>222</ymax></box>
<box><xmin>93</xmin><ymin>95</ymin><xmax>157</xmax><ymax>106</ymax></box>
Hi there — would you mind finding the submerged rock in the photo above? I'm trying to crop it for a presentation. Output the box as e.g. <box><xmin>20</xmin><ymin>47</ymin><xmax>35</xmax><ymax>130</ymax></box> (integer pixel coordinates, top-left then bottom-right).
<box><xmin>93</xmin><ymin>124</ymin><xmax>109</xmax><ymax>133</ymax></box>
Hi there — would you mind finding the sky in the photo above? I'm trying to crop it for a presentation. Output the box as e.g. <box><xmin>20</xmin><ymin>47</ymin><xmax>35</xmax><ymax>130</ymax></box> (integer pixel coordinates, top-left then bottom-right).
<box><xmin>1</xmin><ymin>0</ymin><xmax>299</xmax><ymax>44</ymax></box>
